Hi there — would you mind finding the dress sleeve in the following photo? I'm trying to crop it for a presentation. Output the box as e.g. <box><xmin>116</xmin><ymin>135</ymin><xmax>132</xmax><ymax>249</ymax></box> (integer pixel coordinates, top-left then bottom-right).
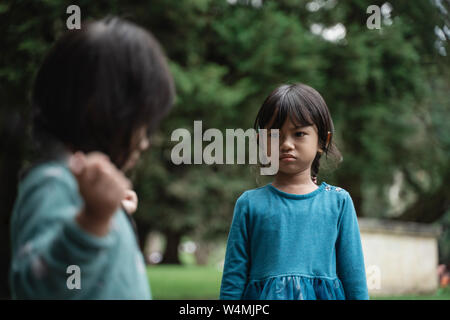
<box><xmin>220</xmin><ymin>193</ymin><xmax>251</xmax><ymax>300</ymax></box>
<box><xmin>10</xmin><ymin>171</ymin><xmax>114</xmax><ymax>299</ymax></box>
<box><xmin>335</xmin><ymin>192</ymin><xmax>370</xmax><ymax>300</ymax></box>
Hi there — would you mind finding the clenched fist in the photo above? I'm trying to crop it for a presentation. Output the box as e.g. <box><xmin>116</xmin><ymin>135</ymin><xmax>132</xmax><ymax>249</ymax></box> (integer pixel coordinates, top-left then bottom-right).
<box><xmin>69</xmin><ymin>151</ymin><xmax>132</xmax><ymax>236</ymax></box>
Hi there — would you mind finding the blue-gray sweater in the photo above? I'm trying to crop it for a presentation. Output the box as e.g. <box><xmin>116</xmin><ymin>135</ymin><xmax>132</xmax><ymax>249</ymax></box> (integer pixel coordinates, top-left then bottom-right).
<box><xmin>10</xmin><ymin>161</ymin><xmax>151</xmax><ymax>299</ymax></box>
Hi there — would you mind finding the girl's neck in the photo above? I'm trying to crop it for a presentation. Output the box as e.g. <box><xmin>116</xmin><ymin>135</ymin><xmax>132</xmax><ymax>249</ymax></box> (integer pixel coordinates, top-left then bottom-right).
<box><xmin>272</xmin><ymin>168</ymin><xmax>318</xmax><ymax>195</ymax></box>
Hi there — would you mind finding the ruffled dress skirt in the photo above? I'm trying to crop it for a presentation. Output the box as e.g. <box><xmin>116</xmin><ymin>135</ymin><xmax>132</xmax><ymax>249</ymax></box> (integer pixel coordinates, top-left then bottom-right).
<box><xmin>242</xmin><ymin>275</ymin><xmax>346</xmax><ymax>300</ymax></box>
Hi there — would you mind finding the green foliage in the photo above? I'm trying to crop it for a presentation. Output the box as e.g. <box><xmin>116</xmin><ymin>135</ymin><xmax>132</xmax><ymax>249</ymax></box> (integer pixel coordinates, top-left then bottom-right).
<box><xmin>131</xmin><ymin>0</ymin><xmax>449</xmax><ymax>245</ymax></box>
<box><xmin>438</xmin><ymin>210</ymin><xmax>450</xmax><ymax>265</ymax></box>
<box><xmin>1</xmin><ymin>0</ymin><xmax>448</xmax><ymax>260</ymax></box>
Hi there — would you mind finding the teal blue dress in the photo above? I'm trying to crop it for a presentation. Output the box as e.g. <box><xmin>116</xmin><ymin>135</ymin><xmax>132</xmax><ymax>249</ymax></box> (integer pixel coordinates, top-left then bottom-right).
<box><xmin>9</xmin><ymin>160</ymin><xmax>151</xmax><ymax>299</ymax></box>
<box><xmin>220</xmin><ymin>182</ymin><xmax>369</xmax><ymax>300</ymax></box>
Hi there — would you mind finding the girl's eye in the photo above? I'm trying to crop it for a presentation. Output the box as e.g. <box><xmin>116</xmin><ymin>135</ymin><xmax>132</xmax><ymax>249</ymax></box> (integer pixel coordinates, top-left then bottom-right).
<box><xmin>295</xmin><ymin>132</ymin><xmax>305</xmax><ymax>137</ymax></box>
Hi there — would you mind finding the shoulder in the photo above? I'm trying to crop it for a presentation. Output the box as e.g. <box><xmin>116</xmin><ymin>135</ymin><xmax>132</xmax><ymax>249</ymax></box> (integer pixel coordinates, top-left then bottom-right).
<box><xmin>236</xmin><ymin>184</ymin><xmax>272</xmax><ymax>205</ymax></box>
<box><xmin>18</xmin><ymin>161</ymin><xmax>78</xmax><ymax>200</ymax></box>
<box><xmin>321</xmin><ymin>182</ymin><xmax>353</xmax><ymax>211</ymax></box>
<box><xmin>321</xmin><ymin>183</ymin><xmax>359</xmax><ymax>228</ymax></box>
<box><xmin>232</xmin><ymin>185</ymin><xmax>273</xmax><ymax>217</ymax></box>
<box><xmin>322</xmin><ymin>182</ymin><xmax>348</xmax><ymax>195</ymax></box>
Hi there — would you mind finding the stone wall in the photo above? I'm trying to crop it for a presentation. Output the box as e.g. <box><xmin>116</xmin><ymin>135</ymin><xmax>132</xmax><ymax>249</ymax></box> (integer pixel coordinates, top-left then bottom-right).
<box><xmin>358</xmin><ymin>218</ymin><xmax>442</xmax><ymax>296</ymax></box>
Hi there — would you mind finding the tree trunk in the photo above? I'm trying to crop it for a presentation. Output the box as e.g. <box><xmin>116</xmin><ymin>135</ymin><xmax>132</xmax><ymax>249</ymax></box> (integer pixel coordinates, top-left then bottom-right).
<box><xmin>161</xmin><ymin>230</ymin><xmax>182</xmax><ymax>264</ymax></box>
<box><xmin>136</xmin><ymin>222</ymin><xmax>152</xmax><ymax>265</ymax></box>
<box><xmin>0</xmin><ymin>225</ymin><xmax>11</xmax><ymax>299</ymax></box>
<box><xmin>194</xmin><ymin>241</ymin><xmax>212</xmax><ymax>265</ymax></box>
<box><xmin>137</xmin><ymin>223</ymin><xmax>149</xmax><ymax>253</ymax></box>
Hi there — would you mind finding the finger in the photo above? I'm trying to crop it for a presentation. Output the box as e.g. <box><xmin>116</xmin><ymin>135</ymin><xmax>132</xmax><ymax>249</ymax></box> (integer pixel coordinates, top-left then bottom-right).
<box><xmin>69</xmin><ymin>152</ymin><xmax>86</xmax><ymax>176</ymax></box>
<box><xmin>117</xmin><ymin>175</ymin><xmax>132</xmax><ymax>192</ymax></box>
<box><xmin>115</xmin><ymin>170</ymin><xmax>132</xmax><ymax>190</ymax></box>
<box><xmin>97</xmin><ymin>161</ymin><xmax>115</xmax><ymax>177</ymax></box>
<box><xmin>121</xmin><ymin>199</ymin><xmax>137</xmax><ymax>215</ymax></box>
<box><xmin>83</xmin><ymin>154</ymin><xmax>115</xmax><ymax>182</ymax></box>
<box><xmin>78</xmin><ymin>163</ymin><xmax>100</xmax><ymax>186</ymax></box>
<box><xmin>86</xmin><ymin>151</ymin><xmax>110</xmax><ymax>163</ymax></box>
<box><xmin>125</xmin><ymin>190</ymin><xmax>138</xmax><ymax>211</ymax></box>
<box><xmin>85</xmin><ymin>153</ymin><xmax>112</xmax><ymax>171</ymax></box>
<box><xmin>124</xmin><ymin>190</ymin><xmax>137</xmax><ymax>202</ymax></box>
<box><xmin>89</xmin><ymin>154</ymin><xmax>126</xmax><ymax>185</ymax></box>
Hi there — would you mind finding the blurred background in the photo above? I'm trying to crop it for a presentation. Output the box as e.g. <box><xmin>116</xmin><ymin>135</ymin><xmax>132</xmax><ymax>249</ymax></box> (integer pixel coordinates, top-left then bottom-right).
<box><xmin>0</xmin><ymin>0</ymin><xmax>448</xmax><ymax>299</ymax></box>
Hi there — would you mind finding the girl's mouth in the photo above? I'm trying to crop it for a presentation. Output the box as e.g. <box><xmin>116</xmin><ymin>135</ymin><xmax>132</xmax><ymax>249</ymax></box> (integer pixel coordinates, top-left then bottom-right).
<box><xmin>280</xmin><ymin>154</ymin><xmax>296</xmax><ymax>161</ymax></box>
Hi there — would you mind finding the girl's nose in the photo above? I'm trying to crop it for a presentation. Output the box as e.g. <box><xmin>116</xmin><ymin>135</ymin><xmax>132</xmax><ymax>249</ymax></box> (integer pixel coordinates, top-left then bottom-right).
<box><xmin>280</xmin><ymin>136</ymin><xmax>294</xmax><ymax>152</ymax></box>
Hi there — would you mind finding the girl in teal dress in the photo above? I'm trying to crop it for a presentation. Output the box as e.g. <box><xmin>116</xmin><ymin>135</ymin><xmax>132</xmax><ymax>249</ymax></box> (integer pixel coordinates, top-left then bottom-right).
<box><xmin>9</xmin><ymin>17</ymin><xmax>174</xmax><ymax>299</ymax></box>
<box><xmin>220</xmin><ymin>83</ymin><xmax>369</xmax><ymax>300</ymax></box>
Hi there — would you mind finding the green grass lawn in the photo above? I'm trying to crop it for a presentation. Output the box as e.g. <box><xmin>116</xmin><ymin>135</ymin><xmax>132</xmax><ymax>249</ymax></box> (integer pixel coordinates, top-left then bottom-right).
<box><xmin>147</xmin><ymin>264</ymin><xmax>450</xmax><ymax>300</ymax></box>
<box><xmin>147</xmin><ymin>264</ymin><xmax>222</xmax><ymax>299</ymax></box>
<box><xmin>370</xmin><ymin>288</ymin><xmax>450</xmax><ymax>300</ymax></box>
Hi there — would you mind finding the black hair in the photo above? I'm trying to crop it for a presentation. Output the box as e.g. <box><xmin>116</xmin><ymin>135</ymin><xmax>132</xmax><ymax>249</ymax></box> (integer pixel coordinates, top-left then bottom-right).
<box><xmin>254</xmin><ymin>83</ymin><xmax>341</xmax><ymax>181</ymax></box>
<box><xmin>32</xmin><ymin>16</ymin><xmax>175</xmax><ymax>169</ymax></box>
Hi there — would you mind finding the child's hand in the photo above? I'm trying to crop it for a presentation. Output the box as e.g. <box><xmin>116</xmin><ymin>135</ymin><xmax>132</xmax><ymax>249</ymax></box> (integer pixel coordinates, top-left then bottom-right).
<box><xmin>122</xmin><ymin>190</ymin><xmax>138</xmax><ymax>215</ymax></box>
<box><xmin>69</xmin><ymin>151</ymin><xmax>131</xmax><ymax>236</ymax></box>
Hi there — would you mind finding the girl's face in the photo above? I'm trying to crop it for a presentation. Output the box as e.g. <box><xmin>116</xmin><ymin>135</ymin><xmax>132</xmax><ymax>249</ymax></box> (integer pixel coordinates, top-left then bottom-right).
<box><xmin>267</xmin><ymin>117</ymin><xmax>322</xmax><ymax>176</ymax></box>
<box><xmin>122</xmin><ymin>126</ymin><xmax>150</xmax><ymax>172</ymax></box>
